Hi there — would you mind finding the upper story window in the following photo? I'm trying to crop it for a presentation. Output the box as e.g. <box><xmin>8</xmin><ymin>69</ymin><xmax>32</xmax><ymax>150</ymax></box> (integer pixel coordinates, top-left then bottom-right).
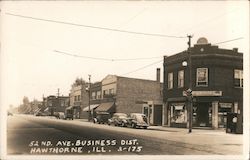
<box><xmin>168</xmin><ymin>72</ymin><xmax>173</xmax><ymax>89</ymax></box>
<box><xmin>178</xmin><ymin>70</ymin><xmax>184</xmax><ymax>88</ymax></box>
<box><xmin>77</xmin><ymin>95</ymin><xmax>81</xmax><ymax>101</ymax></box>
<box><xmin>109</xmin><ymin>88</ymin><xmax>115</xmax><ymax>95</ymax></box>
<box><xmin>196</xmin><ymin>68</ymin><xmax>208</xmax><ymax>86</ymax></box>
<box><xmin>74</xmin><ymin>96</ymin><xmax>77</xmax><ymax>102</ymax></box>
<box><xmin>96</xmin><ymin>91</ymin><xmax>101</xmax><ymax>99</ymax></box>
<box><xmin>61</xmin><ymin>101</ymin><xmax>65</xmax><ymax>107</ymax></box>
<box><xmin>91</xmin><ymin>92</ymin><xmax>96</xmax><ymax>100</ymax></box>
<box><xmin>103</xmin><ymin>90</ymin><xmax>108</xmax><ymax>96</ymax></box>
<box><xmin>234</xmin><ymin>69</ymin><xmax>243</xmax><ymax>88</ymax></box>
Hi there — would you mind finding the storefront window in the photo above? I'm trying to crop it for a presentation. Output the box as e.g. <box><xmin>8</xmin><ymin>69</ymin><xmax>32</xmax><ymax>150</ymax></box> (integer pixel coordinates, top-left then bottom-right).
<box><xmin>218</xmin><ymin>103</ymin><xmax>232</xmax><ymax>128</ymax></box>
<box><xmin>170</xmin><ymin>105</ymin><xmax>187</xmax><ymax>123</ymax></box>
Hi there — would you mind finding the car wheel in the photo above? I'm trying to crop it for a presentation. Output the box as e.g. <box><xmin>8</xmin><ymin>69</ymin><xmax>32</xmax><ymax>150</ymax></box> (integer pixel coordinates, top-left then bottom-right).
<box><xmin>143</xmin><ymin>126</ymin><xmax>148</xmax><ymax>129</ymax></box>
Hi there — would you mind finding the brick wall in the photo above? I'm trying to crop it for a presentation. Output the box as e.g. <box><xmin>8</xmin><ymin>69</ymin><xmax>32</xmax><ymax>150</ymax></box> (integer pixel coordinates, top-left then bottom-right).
<box><xmin>116</xmin><ymin>77</ymin><xmax>162</xmax><ymax>114</ymax></box>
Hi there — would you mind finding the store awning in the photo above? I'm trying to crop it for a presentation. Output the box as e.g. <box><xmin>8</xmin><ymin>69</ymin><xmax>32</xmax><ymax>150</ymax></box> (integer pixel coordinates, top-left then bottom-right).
<box><xmin>95</xmin><ymin>102</ymin><xmax>115</xmax><ymax>112</ymax></box>
<box><xmin>66</xmin><ymin>106</ymin><xmax>74</xmax><ymax>110</ymax></box>
<box><xmin>83</xmin><ymin>104</ymin><xmax>100</xmax><ymax>112</ymax></box>
<box><xmin>44</xmin><ymin>107</ymin><xmax>49</xmax><ymax>112</ymax></box>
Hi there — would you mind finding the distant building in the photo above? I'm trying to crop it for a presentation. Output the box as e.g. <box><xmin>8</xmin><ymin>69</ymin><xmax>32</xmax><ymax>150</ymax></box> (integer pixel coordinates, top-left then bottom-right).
<box><xmin>43</xmin><ymin>95</ymin><xmax>69</xmax><ymax>115</ymax></box>
<box><xmin>30</xmin><ymin>100</ymin><xmax>43</xmax><ymax>114</ymax></box>
<box><xmin>69</xmin><ymin>78</ymin><xmax>89</xmax><ymax>119</ymax></box>
<box><xmin>163</xmin><ymin>38</ymin><xmax>243</xmax><ymax>131</ymax></box>
<box><xmin>82</xmin><ymin>81</ymin><xmax>102</xmax><ymax>119</ymax></box>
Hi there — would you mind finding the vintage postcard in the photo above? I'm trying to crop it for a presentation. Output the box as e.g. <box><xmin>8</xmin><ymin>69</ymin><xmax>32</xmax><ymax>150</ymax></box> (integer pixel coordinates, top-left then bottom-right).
<box><xmin>0</xmin><ymin>1</ymin><xmax>249</xmax><ymax>160</ymax></box>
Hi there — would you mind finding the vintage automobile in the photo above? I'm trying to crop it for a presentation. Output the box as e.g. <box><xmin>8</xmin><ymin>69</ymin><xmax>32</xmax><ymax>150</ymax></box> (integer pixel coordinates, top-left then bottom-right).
<box><xmin>34</xmin><ymin>111</ymin><xmax>48</xmax><ymax>116</ymax></box>
<box><xmin>64</xmin><ymin>108</ymin><xmax>74</xmax><ymax>120</ymax></box>
<box><xmin>108</xmin><ymin>113</ymin><xmax>129</xmax><ymax>127</ymax></box>
<box><xmin>93</xmin><ymin>112</ymin><xmax>111</xmax><ymax>124</ymax></box>
<box><xmin>7</xmin><ymin>111</ymin><xmax>13</xmax><ymax>116</ymax></box>
<box><xmin>127</xmin><ymin>113</ymin><xmax>149</xmax><ymax>129</ymax></box>
<box><xmin>54</xmin><ymin>112</ymin><xmax>65</xmax><ymax>119</ymax></box>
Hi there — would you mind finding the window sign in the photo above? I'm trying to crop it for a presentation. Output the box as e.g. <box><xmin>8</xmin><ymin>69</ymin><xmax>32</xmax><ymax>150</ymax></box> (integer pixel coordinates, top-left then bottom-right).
<box><xmin>196</xmin><ymin>68</ymin><xmax>208</xmax><ymax>86</ymax></box>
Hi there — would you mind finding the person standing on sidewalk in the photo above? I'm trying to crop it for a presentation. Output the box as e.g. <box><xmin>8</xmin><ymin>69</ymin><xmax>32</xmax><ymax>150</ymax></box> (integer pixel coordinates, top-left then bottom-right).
<box><xmin>232</xmin><ymin>116</ymin><xmax>237</xmax><ymax>133</ymax></box>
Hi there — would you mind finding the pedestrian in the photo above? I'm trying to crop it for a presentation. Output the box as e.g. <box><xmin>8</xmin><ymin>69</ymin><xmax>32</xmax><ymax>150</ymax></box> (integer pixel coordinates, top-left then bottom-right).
<box><xmin>232</xmin><ymin>116</ymin><xmax>237</xmax><ymax>133</ymax></box>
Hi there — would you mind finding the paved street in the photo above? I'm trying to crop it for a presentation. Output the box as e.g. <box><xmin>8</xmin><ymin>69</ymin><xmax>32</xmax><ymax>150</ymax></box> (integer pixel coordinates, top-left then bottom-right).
<box><xmin>7</xmin><ymin>114</ymin><xmax>243</xmax><ymax>155</ymax></box>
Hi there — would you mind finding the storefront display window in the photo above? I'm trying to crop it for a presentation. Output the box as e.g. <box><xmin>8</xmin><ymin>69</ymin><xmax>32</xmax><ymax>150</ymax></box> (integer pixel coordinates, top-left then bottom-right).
<box><xmin>170</xmin><ymin>104</ymin><xmax>187</xmax><ymax>123</ymax></box>
<box><xmin>218</xmin><ymin>103</ymin><xmax>232</xmax><ymax>128</ymax></box>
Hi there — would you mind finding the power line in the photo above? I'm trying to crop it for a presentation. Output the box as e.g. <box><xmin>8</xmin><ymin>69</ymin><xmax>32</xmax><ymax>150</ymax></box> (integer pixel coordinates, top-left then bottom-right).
<box><xmin>54</xmin><ymin>50</ymin><xmax>162</xmax><ymax>61</ymax></box>
<box><xmin>5</xmin><ymin>12</ymin><xmax>186</xmax><ymax>39</ymax></box>
<box><xmin>121</xmin><ymin>59</ymin><xmax>163</xmax><ymax>76</ymax></box>
<box><xmin>213</xmin><ymin>37</ymin><xmax>244</xmax><ymax>45</ymax></box>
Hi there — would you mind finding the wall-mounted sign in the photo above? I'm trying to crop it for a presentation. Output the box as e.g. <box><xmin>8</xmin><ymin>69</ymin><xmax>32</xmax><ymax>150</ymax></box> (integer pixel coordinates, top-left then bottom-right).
<box><xmin>220</xmin><ymin>103</ymin><xmax>232</xmax><ymax>108</ymax></box>
<box><xmin>190</xmin><ymin>91</ymin><xmax>222</xmax><ymax>97</ymax></box>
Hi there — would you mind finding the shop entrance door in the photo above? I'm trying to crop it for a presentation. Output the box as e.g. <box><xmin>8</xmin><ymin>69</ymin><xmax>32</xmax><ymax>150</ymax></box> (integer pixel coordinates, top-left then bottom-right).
<box><xmin>195</xmin><ymin>102</ymin><xmax>212</xmax><ymax>127</ymax></box>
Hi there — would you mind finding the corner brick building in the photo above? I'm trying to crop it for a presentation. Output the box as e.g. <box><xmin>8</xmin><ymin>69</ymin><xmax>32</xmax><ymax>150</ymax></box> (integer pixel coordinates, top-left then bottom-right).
<box><xmin>163</xmin><ymin>38</ymin><xmax>243</xmax><ymax>132</ymax></box>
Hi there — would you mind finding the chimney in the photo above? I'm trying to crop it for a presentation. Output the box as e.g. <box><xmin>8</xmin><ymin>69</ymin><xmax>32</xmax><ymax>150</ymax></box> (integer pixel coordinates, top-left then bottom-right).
<box><xmin>156</xmin><ymin>68</ymin><xmax>160</xmax><ymax>82</ymax></box>
<box><xmin>233</xmin><ymin>48</ymin><xmax>238</xmax><ymax>53</ymax></box>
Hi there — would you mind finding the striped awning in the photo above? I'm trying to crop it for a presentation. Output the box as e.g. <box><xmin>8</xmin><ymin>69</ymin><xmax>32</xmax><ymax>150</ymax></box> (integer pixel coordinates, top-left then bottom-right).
<box><xmin>83</xmin><ymin>104</ymin><xmax>100</xmax><ymax>112</ymax></box>
<box><xmin>95</xmin><ymin>102</ymin><xmax>115</xmax><ymax>112</ymax></box>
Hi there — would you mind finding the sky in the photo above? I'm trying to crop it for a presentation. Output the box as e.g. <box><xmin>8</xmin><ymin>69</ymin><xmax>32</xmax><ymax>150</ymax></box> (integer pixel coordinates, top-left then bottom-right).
<box><xmin>0</xmin><ymin>1</ymin><xmax>249</xmax><ymax>108</ymax></box>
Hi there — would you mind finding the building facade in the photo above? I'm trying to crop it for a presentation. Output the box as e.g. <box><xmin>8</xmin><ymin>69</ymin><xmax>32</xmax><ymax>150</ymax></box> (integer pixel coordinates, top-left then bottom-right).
<box><xmin>82</xmin><ymin>82</ymin><xmax>102</xmax><ymax>119</ymax></box>
<box><xmin>163</xmin><ymin>38</ymin><xmax>243</xmax><ymax>131</ymax></box>
<box><xmin>43</xmin><ymin>95</ymin><xmax>69</xmax><ymax>115</ymax></box>
<box><xmin>93</xmin><ymin>68</ymin><xmax>163</xmax><ymax>125</ymax></box>
<box><xmin>69</xmin><ymin>78</ymin><xmax>89</xmax><ymax>119</ymax></box>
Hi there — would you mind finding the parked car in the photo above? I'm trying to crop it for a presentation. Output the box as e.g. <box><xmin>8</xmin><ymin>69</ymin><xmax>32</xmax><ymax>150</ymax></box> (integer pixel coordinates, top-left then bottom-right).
<box><xmin>127</xmin><ymin>113</ymin><xmax>149</xmax><ymax>129</ymax></box>
<box><xmin>7</xmin><ymin>112</ymin><xmax>13</xmax><ymax>116</ymax></box>
<box><xmin>108</xmin><ymin>113</ymin><xmax>129</xmax><ymax>127</ymax></box>
<box><xmin>54</xmin><ymin>112</ymin><xmax>65</xmax><ymax>119</ymax></box>
<box><xmin>34</xmin><ymin>111</ymin><xmax>47</xmax><ymax>116</ymax></box>
<box><xmin>93</xmin><ymin>112</ymin><xmax>111</xmax><ymax>124</ymax></box>
<box><xmin>64</xmin><ymin>108</ymin><xmax>73</xmax><ymax>120</ymax></box>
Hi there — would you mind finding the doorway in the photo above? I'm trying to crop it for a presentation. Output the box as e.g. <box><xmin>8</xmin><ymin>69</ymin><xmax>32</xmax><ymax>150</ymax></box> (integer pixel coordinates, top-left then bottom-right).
<box><xmin>194</xmin><ymin>102</ymin><xmax>212</xmax><ymax>127</ymax></box>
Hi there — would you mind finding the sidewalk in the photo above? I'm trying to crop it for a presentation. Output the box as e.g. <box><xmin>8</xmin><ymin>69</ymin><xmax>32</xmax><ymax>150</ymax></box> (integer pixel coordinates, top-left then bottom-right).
<box><xmin>73</xmin><ymin>118</ymin><xmax>237</xmax><ymax>136</ymax></box>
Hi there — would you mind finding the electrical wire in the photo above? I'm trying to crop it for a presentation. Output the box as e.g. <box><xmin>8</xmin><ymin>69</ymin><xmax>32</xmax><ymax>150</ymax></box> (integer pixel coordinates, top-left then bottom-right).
<box><xmin>121</xmin><ymin>59</ymin><xmax>163</xmax><ymax>76</ymax></box>
<box><xmin>5</xmin><ymin>12</ymin><xmax>186</xmax><ymax>39</ymax></box>
<box><xmin>213</xmin><ymin>37</ymin><xmax>244</xmax><ymax>45</ymax></box>
<box><xmin>53</xmin><ymin>50</ymin><xmax>162</xmax><ymax>61</ymax></box>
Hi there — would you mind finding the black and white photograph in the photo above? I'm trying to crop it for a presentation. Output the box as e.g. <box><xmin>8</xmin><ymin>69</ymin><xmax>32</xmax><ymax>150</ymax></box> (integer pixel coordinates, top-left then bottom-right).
<box><xmin>0</xmin><ymin>1</ymin><xmax>249</xmax><ymax>160</ymax></box>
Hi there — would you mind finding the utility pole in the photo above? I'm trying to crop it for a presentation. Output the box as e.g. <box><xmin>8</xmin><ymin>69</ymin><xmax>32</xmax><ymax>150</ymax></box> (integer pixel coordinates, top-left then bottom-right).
<box><xmin>57</xmin><ymin>88</ymin><xmax>60</xmax><ymax>97</ymax></box>
<box><xmin>187</xmin><ymin>34</ymin><xmax>193</xmax><ymax>133</ymax></box>
<box><xmin>88</xmin><ymin>75</ymin><xmax>91</xmax><ymax>122</ymax></box>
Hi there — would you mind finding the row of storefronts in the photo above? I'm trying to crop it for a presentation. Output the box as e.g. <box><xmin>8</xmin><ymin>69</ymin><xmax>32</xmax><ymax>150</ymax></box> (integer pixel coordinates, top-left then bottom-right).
<box><xmin>42</xmin><ymin>37</ymin><xmax>243</xmax><ymax>131</ymax></box>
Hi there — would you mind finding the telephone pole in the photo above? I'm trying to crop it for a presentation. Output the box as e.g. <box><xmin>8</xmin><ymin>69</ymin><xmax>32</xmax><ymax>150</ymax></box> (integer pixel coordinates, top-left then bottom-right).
<box><xmin>88</xmin><ymin>75</ymin><xmax>91</xmax><ymax>122</ymax></box>
<box><xmin>187</xmin><ymin>34</ymin><xmax>193</xmax><ymax>133</ymax></box>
